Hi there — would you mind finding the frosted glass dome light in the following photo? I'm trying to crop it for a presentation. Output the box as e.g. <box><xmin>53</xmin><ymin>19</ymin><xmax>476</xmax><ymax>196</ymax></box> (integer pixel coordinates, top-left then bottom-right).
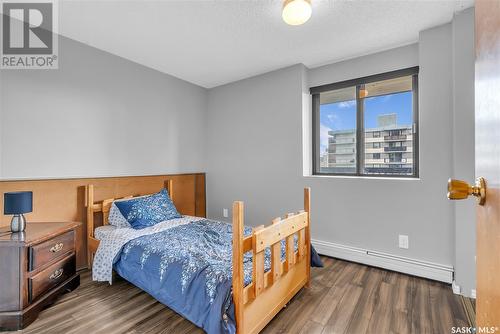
<box><xmin>282</xmin><ymin>0</ymin><xmax>312</xmax><ymax>26</ymax></box>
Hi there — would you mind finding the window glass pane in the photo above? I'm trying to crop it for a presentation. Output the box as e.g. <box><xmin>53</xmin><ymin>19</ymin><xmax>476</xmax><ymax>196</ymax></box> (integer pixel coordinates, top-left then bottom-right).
<box><xmin>363</xmin><ymin>75</ymin><xmax>414</xmax><ymax>175</ymax></box>
<box><xmin>319</xmin><ymin>87</ymin><xmax>357</xmax><ymax>174</ymax></box>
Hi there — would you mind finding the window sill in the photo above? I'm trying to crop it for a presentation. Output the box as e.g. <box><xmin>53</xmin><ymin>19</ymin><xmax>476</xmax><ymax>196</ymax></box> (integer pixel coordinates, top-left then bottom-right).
<box><xmin>304</xmin><ymin>174</ymin><xmax>421</xmax><ymax>181</ymax></box>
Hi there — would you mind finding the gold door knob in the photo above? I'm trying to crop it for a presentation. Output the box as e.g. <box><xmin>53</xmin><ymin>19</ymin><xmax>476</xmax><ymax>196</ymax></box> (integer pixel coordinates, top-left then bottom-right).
<box><xmin>447</xmin><ymin>177</ymin><xmax>486</xmax><ymax>205</ymax></box>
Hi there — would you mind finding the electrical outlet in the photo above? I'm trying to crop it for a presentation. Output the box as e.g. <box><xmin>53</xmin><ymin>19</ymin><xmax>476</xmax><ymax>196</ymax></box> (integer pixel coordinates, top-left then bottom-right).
<box><xmin>223</xmin><ymin>208</ymin><xmax>228</xmax><ymax>218</ymax></box>
<box><xmin>399</xmin><ymin>235</ymin><xmax>409</xmax><ymax>249</ymax></box>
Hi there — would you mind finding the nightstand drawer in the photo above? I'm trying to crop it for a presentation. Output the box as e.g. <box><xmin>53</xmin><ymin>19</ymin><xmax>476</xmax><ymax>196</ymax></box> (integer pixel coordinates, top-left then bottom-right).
<box><xmin>0</xmin><ymin>222</ymin><xmax>81</xmax><ymax>331</ymax></box>
<box><xmin>28</xmin><ymin>254</ymin><xmax>75</xmax><ymax>302</ymax></box>
<box><xmin>29</xmin><ymin>230</ymin><xmax>75</xmax><ymax>271</ymax></box>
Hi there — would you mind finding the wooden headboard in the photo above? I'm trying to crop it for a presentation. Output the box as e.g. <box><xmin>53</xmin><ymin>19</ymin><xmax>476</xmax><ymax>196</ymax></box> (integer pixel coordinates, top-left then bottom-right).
<box><xmin>85</xmin><ymin>179</ymin><xmax>174</xmax><ymax>268</ymax></box>
<box><xmin>0</xmin><ymin>173</ymin><xmax>206</xmax><ymax>269</ymax></box>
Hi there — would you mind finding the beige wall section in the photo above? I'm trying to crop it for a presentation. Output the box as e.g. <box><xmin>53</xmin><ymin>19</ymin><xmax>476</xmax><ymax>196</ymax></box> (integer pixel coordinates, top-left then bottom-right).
<box><xmin>0</xmin><ymin>35</ymin><xmax>208</xmax><ymax>180</ymax></box>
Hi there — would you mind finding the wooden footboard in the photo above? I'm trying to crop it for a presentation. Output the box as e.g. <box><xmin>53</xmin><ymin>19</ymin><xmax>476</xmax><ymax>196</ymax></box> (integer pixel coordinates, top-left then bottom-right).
<box><xmin>232</xmin><ymin>188</ymin><xmax>311</xmax><ymax>334</ymax></box>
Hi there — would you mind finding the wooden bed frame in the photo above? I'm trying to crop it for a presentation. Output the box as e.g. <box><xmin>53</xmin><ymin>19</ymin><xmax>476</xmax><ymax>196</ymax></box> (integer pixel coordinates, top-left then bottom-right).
<box><xmin>85</xmin><ymin>180</ymin><xmax>311</xmax><ymax>334</ymax></box>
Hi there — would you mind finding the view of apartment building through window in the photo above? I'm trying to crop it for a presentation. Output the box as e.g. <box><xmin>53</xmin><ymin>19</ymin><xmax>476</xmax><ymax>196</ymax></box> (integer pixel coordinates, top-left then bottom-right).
<box><xmin>312</xmin><ymin>68</ymin><xmax>418</xmax><ymax>177</ymax></box>
<box><xmin>324</xmin><ymin>114</ymin><xmax>413</xmax><ymax>174</ymax></box>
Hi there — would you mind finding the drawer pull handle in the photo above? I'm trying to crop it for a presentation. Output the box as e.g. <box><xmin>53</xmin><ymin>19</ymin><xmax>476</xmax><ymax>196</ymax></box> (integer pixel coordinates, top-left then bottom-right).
<box><xmin>49</xmin><ymin>268</ymin><xmax>64</xmax><ymax>280</ymax></box>
<box><xmin>50</xmin><ymin>243</ymin><xmax>64</xmax><ymax>253</ymax></box>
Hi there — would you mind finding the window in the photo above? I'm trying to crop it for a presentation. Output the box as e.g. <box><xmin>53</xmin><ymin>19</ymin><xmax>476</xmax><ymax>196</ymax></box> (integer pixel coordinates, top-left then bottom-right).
<box><xmin>311</xmin><ymin>67</ymin><xmax>419</xmax><ymax>177</ymax></box>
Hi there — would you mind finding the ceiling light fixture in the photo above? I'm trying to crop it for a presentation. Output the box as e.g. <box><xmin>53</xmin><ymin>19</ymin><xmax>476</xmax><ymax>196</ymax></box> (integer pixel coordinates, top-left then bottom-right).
<box><xmin>282</xmin><ymin>0</ymin><xmax>312</xmax><ymax>26</ymax></box>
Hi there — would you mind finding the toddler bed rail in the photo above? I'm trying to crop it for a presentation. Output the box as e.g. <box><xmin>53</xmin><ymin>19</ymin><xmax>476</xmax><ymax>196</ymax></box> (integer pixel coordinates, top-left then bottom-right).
<box><xmin>233</xmin><ymin>188</ymin><xmax>311</xmax><ymax>334</ymax></box>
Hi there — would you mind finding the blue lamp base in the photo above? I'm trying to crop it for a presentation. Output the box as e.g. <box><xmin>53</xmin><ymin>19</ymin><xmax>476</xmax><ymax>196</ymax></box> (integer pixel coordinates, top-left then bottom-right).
<box><xmin>11</xmin><ymin>214</ymin><xmax>27</xmax><ymax>232</ymax></box>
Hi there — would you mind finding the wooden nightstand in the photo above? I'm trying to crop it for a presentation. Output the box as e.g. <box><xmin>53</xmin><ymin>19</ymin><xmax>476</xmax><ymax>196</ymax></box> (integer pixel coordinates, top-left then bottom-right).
<box><xmin>0</xmin><ymin>222</ymin><xmax>81</xmax><ymax>331</ymax></box>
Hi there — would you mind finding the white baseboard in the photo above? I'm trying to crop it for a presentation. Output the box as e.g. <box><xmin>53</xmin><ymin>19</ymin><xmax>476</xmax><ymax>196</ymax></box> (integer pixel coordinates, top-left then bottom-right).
<box><xmin>312</xmin><ymin>239</ymin><xmax>454</xmax><ymax>283</ymax></box>
<box><xmin>452</xmin><ymin>280</ymin><xmax>461</xmax><ymax>294</ymax></box>
<box><xmin>471</xmin><ymin>289</ymin><xmax>476</xmax><ymax>299</ymax></box>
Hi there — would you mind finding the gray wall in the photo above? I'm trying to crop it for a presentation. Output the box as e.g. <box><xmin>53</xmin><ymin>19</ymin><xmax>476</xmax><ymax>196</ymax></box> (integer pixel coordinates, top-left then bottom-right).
<box><xmin>206</xmin><ymin>13</ymin><xmax>475</xmax><ymax>295</ymax></box>
<box><xmin>452</xmin><ymin>8</ymin><xmax>476</xmax><ymax>297</ymax></box>
<box><xmin>308</xmin><ymin>44</ymin><xmax>419</xmax><ymax>87</ymax></box>
<box><xmin>0</xmin><ymin>36</ymin><xmax>207</xmax><ymax>179</ymax></box>
<box><xmin>206</xmin><ymin>65</ymin><xmax>306</xmax><ymax>226</ymax></box>
<box><xmin>0</xmin><ymin>74</ymin><xmax>3</xmax><ymax>177</ymax></box>
<box><xmin>207</xmin><ymin>41</ymin><xmax>454</xmax><ymax>265</ymax></box>
<box><xmin>307</xmin><ymin>32</ymin><xmax>455</xmax><ymax>266</ymax></box>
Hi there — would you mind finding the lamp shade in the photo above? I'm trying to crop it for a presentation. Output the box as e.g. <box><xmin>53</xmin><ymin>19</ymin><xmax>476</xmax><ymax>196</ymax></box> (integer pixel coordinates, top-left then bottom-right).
<box><xmin>4</xmin><ymin>191</ymin><xmax>33</xmax><ymax>215</ymax></box>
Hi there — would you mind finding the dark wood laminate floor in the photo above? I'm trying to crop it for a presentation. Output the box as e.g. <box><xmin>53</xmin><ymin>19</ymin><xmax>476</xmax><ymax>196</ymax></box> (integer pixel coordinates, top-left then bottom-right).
<box><xmin>11</xmin><ymin>257</ymin><xmax>474</xmax><ymax>334</ymax></box>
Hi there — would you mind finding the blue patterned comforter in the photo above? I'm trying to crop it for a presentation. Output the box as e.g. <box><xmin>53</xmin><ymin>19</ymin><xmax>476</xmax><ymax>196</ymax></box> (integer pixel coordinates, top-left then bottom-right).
<box><xmin>113</xmin><ymin>219</ymin><xmax>322</xmax><ymax>334</ymax></box>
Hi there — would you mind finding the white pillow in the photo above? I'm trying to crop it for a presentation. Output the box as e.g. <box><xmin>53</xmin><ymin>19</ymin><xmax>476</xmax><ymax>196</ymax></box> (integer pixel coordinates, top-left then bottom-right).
<box><xmin>108</xmin><ymin>202</ymin><xmax>131</xmax><ymax>228</ymax></box>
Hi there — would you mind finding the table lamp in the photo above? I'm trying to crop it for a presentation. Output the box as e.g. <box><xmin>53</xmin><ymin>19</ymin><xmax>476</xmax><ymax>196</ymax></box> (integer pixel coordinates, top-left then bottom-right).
<box><xmin>4</xmin><ymin>191</ymin><xmax>33</xmax><ymax>232</ymax></box>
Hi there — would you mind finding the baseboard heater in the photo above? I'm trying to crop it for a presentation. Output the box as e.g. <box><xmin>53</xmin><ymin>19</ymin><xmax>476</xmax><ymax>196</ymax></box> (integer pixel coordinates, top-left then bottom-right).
<box><xmin>312</xmin><ymin>239</ymin><xmax>454</xmax><ymax>283</ymax></box>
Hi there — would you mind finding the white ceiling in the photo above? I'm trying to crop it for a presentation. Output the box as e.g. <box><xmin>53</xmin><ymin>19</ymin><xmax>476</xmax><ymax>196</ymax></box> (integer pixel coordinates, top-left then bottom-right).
<box><xmin>59</xmin><ymin>0</ymin><xmax>473</xmax><ymax>88</ymax></box>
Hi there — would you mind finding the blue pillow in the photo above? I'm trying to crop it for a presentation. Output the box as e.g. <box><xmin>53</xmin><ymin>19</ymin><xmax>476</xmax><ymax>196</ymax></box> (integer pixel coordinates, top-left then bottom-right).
<box><xmin>114</xmin><ymin>189</ymin><xmax>181</xmax><ymax>229</ymax></box>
